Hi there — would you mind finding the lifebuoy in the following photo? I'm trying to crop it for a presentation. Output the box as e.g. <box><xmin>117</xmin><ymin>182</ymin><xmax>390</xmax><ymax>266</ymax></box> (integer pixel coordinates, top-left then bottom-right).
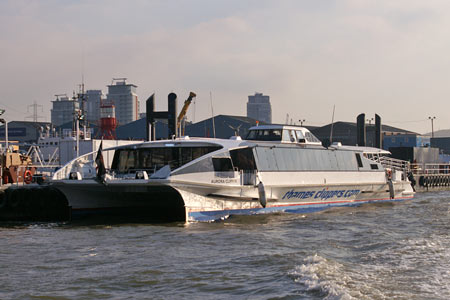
<box><xmin>24</xmin><ymin>170</ymin><xmax>33</xmax><ymax>184</ymax></box>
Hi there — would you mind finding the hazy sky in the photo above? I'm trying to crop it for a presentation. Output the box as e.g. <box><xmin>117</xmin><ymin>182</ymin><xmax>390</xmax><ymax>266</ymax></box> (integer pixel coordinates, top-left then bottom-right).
<box><xmin>1</xmin><ymin>0</ymin><xmax>450</xmax><ymax>134</ymax></box>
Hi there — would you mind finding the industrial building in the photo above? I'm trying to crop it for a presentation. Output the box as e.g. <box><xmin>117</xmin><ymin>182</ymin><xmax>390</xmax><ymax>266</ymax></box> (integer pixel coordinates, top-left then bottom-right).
<box><xmin>106</xmin><ymin>78</ymin><xmax>139</xmax><ymax>126</ymax></box>
<box><xmin>311</xmin><ymin>121</ymin><xmax>418</xmax><ymax>149</ymax></box>
<box><xmin>247</xmin><ymin>93</ymin><xmax>272</xmax><ymax>124</ymax></box>
<box><xmin>0</xmin><ymin>121</ymin><xmax>52</xmax><ymax>145</ymax></box>
<box><xmin>430</xmin><ymin>137</ymin><xmax>450</xmax><ymax>155</ymax></box>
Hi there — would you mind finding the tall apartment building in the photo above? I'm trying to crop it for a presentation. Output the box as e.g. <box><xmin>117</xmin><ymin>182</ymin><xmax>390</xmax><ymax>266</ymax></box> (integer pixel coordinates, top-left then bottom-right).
<box><xmin>247</xmin><ymin>92</ymin><xmax>272</xmax><ymax>124</ymax></box>
<box><xmin>106</xmin><ymin>78</ymin><xmax>139</xmax><ymax>125</ymax></box>
<box><xmin>85</xmin><ymin>90</ymin><xmax>104</xmax><ymax>124</ymax></box>
<box><xmin>51</xmin><ymin>95</ymin><xmax>79</xmax><ymax>126</ymax></box>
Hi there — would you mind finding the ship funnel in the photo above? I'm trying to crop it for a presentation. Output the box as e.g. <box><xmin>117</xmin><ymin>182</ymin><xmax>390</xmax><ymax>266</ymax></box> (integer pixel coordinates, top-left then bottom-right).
<box><xmin>356</xmin><ymin>113</ymin><xmax>366</xmax><ymax>146</ymax></box>
<box><xmin>375</xmin><ymin>114</ymin><xmax>382</xmax><ymax>149</ymax></box>
<box><xmin>146</xmin><ymin>93</ymin><xmax>178</xmax><ymax>141</ymax></box>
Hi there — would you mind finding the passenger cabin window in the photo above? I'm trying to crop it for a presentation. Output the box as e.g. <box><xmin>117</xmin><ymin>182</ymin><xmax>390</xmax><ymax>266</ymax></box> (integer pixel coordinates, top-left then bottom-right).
<box><xmin>212</xmin><ymin>157</ymin><xmax>234</xmax><ymax>172</ymax></box>
<box><xmin>246</xmin><ymin>129</ymin><xmax>282</xmax><ymax>141</ymax></box>
<box><xmin>230</xmin><ymin>148</ymin><xmax>256</xmax><ymax>171</ymax></box>
<box><xmin>111</xmin><ymin>146</ymin><xmax>222</xmax><ymax>173</ymax></box>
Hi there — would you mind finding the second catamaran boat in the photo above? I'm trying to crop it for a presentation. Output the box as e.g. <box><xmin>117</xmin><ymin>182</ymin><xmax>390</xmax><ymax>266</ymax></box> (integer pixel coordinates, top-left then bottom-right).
<box><xmin>51</xmin><ymin>124</ymin><xmax>414</xmax><ymax>222</ymax></box>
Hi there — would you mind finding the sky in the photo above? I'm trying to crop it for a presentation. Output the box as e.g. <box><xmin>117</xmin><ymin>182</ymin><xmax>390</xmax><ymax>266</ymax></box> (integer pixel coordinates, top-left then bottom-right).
<box><xmin>1</xmin><ymin>0</ymin><xmax>450</xmax><ymax>134</ymax></box>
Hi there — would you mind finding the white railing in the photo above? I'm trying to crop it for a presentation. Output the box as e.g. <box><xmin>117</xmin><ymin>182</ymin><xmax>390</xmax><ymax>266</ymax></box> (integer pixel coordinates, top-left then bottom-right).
<box><xmin>410</xmin><ymin>163</ymin><xmax>450</xmax><ymax>175</ymax></box>
<box><xmin>378</xmin><ymin>156</ymin><xmax>410</xmax><ymax>172</ymax></box>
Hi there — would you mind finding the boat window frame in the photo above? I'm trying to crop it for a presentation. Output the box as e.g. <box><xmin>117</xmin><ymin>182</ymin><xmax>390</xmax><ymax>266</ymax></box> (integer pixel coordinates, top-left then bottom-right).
<box><xmin>212</xmin><ymin>157</ymin><xmax>234</xmax><ymax>172</ymax></box>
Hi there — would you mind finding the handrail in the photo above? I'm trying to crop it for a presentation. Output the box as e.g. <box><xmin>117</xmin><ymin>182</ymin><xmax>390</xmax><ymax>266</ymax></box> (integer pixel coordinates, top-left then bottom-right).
<box><xmin>378</xmin><ymin>156</ymin><xmax>410</xmax><ymax>172</ymax></box>
<box><xmin>410</xmin><ymin>163</ymin><xmax>450</xmax><ymax>175</ymax></box>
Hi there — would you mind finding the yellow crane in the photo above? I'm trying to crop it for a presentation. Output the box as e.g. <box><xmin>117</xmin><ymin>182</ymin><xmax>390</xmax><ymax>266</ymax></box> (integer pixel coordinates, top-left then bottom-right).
<box><xmin>177</xmin><ymin>92</ymin><xmax>196</xmax><ymax>137</ymax></box>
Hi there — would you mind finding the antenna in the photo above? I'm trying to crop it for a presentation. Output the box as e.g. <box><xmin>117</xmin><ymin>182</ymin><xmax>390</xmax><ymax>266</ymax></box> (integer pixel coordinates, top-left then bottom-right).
<box><xmin>330</xmin><ymin>105</ymin><xmax>336</xmax><ymax>144</ymax></box>
<box><xmin>210</xmin><ymin>92</ymin><xmax>216</xmax><ymax>138</ymax></box>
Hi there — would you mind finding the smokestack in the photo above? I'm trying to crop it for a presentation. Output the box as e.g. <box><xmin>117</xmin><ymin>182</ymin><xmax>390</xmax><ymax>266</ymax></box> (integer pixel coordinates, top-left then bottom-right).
<box><xmin>146</xmin><ymin>94</ymin><xmax>155</xmax><ymax>141</ymax></box>
<box><xmin>145</xmin><ymin>93</ymin><xmax>178</xmax><ymax>140</ymax></box>
<box><xmin>167</xmin><ymin>93</ymin><xmax>177</xmax><ymax>138</ymax></box>
<box><xmin>375</xmin><ymin>114</ymin><xmax>382</xmax><ymax>149</ymax></box>
<box><xmin>356</xmin><ymin>113</ymin><xmax>366</xmax><ymax>146</ymax></box>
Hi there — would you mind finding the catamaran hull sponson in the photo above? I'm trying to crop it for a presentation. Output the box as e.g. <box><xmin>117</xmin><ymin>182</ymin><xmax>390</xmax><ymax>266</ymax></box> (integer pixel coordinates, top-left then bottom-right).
<box><xmin>178</xmin><ymin>181</ymin><xmax>413</xmax><ymax>222</ymax></box>
<box><xmin>52</xmin><ymin>182</ymin><xmax>186</xmax><ymax>222</ymax></box>
<box><xmin>52</xmin><ymin>180</ymin><xmax>413</xmax><ymax>222</ymax></box>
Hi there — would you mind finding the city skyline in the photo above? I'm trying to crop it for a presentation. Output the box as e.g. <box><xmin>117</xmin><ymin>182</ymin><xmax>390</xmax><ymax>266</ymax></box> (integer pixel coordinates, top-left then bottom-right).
<box><xmin>1</xmin><ymin>1</ymin><xmax>450</xmax><ymax>134</ymax></box>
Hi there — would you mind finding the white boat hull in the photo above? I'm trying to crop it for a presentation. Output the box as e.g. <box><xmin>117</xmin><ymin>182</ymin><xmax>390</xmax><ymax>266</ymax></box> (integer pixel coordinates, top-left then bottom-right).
<box><xmin>52</xmin><ymin>178</ymin><xmax>414</xmax><ymax>222</ymax></box>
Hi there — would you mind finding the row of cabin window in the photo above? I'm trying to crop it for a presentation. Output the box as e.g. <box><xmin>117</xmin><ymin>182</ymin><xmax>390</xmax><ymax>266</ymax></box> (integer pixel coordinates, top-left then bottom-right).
<box><xmin>111</xmin><ymin>146</ymin><xmax>222</xmax><ymax>173</ymax></box>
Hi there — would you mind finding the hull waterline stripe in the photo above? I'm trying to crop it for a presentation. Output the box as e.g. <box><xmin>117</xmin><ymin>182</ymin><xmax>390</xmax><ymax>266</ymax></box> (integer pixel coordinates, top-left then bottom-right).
<box><xmin>188</xmin><ymin>196</ymin><xmax>414</xmax><ymax>212</ymax></box>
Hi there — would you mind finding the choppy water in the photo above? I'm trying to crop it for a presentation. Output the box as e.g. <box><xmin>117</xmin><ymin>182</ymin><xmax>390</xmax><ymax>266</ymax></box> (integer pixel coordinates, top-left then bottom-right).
<box><xmin>0</xmin><ymin>191</ymin><xmax>449</xmax><ymax>300</ymax></box>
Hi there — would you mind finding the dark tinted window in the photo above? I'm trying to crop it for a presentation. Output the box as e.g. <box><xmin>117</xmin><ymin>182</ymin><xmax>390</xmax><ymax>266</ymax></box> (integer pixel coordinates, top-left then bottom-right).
<box><xmin>212</xmin><ymin>157</ymin><xmax>234</xmax><ymax>172</ymax></box>
<box><xmin>246</xmin><ymin>129</ymin><xmax>282</xmax><ymax>141</ymax></box>
<box><xmin>111</xmin><ymin>146</ymin><xmax>222</xmax><ymax>173</ymax></box>
<box><xmin>355</xmin><ymin>153</ymin><xmax>363</xmax><ymax>168</ymax></box>
<box><xmin>230</xmin><ymin>148</ymin><xmax>256</xmax><ymax>170</ymax></box>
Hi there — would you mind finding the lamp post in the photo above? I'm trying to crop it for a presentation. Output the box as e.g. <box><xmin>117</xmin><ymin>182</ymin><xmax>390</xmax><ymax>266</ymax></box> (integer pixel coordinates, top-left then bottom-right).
<box><xmin>428</xmin><ymin>116</ymin><xmax>436</xmax><ymax>138</ymax></box>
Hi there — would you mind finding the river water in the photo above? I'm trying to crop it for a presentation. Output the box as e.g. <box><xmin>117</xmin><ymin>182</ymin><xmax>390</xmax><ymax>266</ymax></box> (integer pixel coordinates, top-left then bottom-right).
<box><xmin>0</xmin><ymin>191</ymin><xmax>449</xmax><ymax>299</ymax></box>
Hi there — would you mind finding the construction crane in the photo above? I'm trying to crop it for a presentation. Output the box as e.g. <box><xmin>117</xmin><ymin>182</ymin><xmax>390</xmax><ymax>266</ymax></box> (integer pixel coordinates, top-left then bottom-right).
<box><xmin>177</xmin><ymin>92</ymin><xmax>196</xmax><ymax>137</ymax></box>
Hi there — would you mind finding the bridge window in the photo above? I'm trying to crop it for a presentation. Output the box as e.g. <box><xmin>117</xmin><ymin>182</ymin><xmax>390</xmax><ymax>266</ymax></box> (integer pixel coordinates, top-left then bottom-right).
<box><xmin>246</xmin><ymin>129</ymin><xmax>282</xmax><ymax>141</ymax></box>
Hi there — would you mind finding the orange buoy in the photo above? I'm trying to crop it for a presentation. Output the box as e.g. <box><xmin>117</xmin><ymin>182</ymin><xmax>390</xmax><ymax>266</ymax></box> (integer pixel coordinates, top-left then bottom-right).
<box><xmin>24</xmin><ymin>170</ymin><xmax>33</xmax><ymax>184</ymax></box>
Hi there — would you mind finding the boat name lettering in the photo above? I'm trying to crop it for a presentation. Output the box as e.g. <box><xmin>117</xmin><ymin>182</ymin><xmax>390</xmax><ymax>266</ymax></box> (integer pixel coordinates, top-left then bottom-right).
<box><xmin>211</xmin><ymin>178</ymin><xmax>238</xmax><ymax>184</ymax></box>
<box><xmin>282</xmin><ymin>189</ymin><xmax>360</xmax><ymax>200</ymax></box>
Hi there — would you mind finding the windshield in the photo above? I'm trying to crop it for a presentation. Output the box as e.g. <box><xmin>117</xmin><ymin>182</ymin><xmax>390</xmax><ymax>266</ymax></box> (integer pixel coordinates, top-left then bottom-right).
<box><xmin>246</xmin><ymin>129</ymin><xmax>282</xmax><ymax>141</ymax></box>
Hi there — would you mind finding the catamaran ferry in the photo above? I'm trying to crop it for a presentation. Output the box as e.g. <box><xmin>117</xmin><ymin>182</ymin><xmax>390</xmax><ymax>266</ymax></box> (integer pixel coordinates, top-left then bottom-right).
<box><xmin>51</xmin><ymin>124</ymin><xmax>414</xmax><ymax>222</ymax></box>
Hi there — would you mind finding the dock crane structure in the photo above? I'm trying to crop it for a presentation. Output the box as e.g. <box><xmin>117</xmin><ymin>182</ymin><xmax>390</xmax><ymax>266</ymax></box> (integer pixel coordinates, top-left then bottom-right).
<box><xmin>177</xmin><ymin>92</ymin><xmax>196</xmax><ymax>137</ymax></box>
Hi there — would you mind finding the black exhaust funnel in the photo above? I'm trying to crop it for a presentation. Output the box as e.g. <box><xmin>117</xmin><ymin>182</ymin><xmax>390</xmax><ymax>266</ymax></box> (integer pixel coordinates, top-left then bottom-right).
<box><xmin>167</xmin><ymin>93</ymin><xmax>177</xmax><ymax>138</ymax></box>
<box><xmin>146</xmin><ymin>93</ymin><xmax>178</xmax><ymax>141</ymax></box>
<box><xmin>356</xmin><ymin>113</ymin><xmax>366</xmax><ymax>146</ymax></box>
<box><xmin>146</xmin><ymin>94</ymin><xmax>155</xmax><ymax>141</ymax></box>
<box><xmin>375</xmin><ymin>114</ymin><xmax>382</xmax><ymax>149</ymax></box>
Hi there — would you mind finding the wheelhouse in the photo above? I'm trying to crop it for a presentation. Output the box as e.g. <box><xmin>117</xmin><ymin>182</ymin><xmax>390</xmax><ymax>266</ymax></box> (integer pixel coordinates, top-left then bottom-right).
<box><xmin>245</xmin><ymin>125</ymin><xmax>322</xmax><ymax>145</ymax></box>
